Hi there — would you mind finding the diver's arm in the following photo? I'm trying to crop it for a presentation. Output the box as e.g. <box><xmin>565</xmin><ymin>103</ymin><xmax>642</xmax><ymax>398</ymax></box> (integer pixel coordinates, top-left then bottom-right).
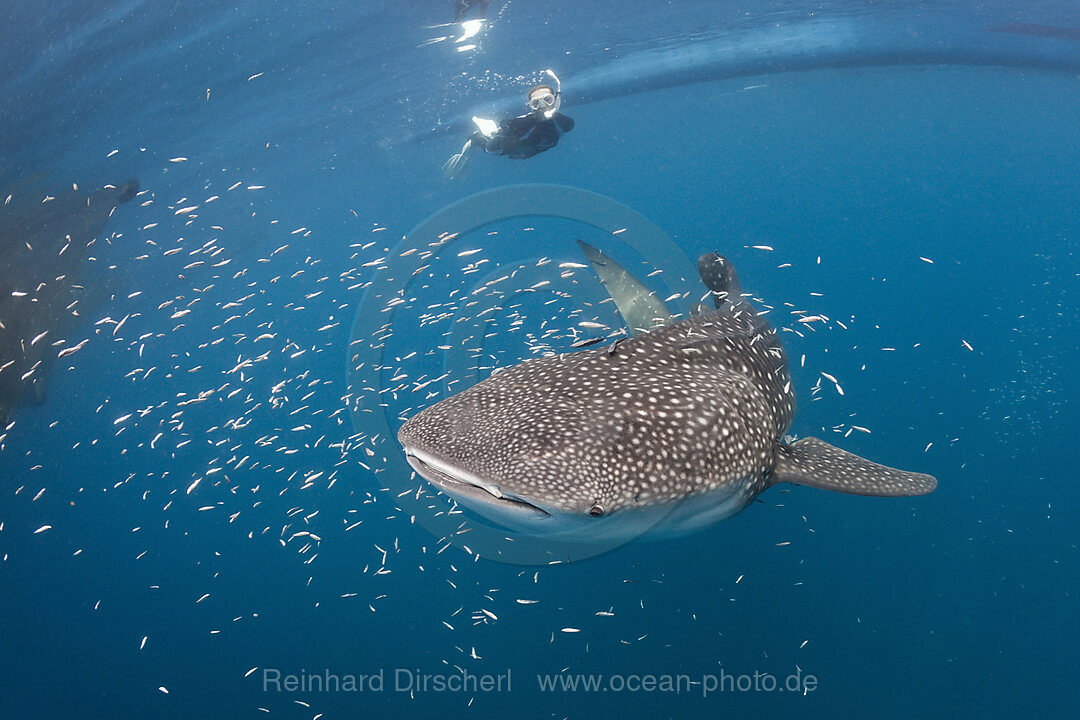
<box><xmin>504</xmin><ymin>114</ymin><xmax>537</xmax><ymax>135</ymax></box>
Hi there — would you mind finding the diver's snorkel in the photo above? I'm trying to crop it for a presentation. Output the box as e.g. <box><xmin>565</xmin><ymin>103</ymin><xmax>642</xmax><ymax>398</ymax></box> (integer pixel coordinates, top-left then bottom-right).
<box><xmin>542</xmin><ymin>69</ymin><xmax>562</xmax><ymax>118</ymax></box>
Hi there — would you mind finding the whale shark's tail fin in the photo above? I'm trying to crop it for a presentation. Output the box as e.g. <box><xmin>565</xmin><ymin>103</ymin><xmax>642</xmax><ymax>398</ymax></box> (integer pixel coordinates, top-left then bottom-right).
<box><xmin>772</xmin><ymin>436</ymin><xmax>936</xmax><ymax>496</ymax></box>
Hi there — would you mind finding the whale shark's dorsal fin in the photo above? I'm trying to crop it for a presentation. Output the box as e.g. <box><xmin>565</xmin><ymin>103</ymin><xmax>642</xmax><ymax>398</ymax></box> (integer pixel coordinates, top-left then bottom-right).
<box><xmin>772</xmin><ymin>437</ymin><xmax>937</xmax><ymax>497</ymax></box>
<box><xmin>697</xmin><ymin>251</ymin><xmax>744</xmax><ymax>308</ymax></box>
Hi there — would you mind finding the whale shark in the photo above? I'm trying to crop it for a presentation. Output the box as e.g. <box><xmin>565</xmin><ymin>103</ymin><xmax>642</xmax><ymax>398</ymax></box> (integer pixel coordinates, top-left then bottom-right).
<box><xmin>0</xmin><ymin>180</ymin><xmax>139</xmax><ymax>430</ymax></box>
<box><xmin>398</xmin><ymin>250</ymin><xmax>935</xmax><ymax>543</ymax></box>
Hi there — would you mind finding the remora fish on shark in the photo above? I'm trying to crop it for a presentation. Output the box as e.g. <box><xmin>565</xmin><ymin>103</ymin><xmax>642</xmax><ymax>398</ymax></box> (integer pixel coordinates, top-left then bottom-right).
<box><xmin>398</xmin><ymin>249</ymin><xmax>935</xmax><ymax>542</ymax></box>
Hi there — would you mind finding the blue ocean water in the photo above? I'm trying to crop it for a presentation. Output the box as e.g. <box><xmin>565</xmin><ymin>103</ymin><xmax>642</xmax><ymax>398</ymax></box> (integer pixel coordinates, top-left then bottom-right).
<box><xmin>1</xmin><ymin>1</ymin><xmax>1078</xmax><ymax>718</ymax></box>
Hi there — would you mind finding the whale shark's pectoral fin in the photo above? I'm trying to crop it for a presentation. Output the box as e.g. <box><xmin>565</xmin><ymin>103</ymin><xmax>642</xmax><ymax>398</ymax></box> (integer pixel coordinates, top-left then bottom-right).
<box><xmin>115</xmin><ymin>179</ymin><xmax>139</xmax><ymax>203</ymax></box>
<box><xmin>772</xmin><ymin>437</ymin><xmax>936</xmax><ymax>497</ymax></box>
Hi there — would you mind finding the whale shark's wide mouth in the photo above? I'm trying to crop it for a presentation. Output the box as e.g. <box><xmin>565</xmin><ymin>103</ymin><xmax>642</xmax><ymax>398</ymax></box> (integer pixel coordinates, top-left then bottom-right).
<box><xmin>403</xmin><ymin>447</ymin><xmax>553</xmax><ymax>523</ymax></box>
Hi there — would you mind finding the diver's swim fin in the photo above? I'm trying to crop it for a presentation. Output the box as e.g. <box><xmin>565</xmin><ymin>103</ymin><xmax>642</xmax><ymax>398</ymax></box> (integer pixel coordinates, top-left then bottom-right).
<box><xmin>441</xmin><ymin>152</ymin><xmax>469</xmax><ymax>180</ymax></box>
<box><xmin>441</xmin><ymin>139</ymin><xmax>473</xmax><ymax>181</ymax></box>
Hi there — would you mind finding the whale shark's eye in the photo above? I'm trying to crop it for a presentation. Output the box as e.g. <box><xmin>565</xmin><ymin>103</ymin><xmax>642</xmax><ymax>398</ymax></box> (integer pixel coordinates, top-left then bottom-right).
<box><xmin>588</xmin><ymin>503</ymin><xmax>605</xmax><ymax>518</ymax></box>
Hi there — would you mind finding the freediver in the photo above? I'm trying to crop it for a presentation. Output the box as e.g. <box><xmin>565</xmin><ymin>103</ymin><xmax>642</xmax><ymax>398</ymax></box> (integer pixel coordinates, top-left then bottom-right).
<box><xmin>442</xmin><ymin>69</ymin><xmax>574</xmax><ymax>180</ymax></box>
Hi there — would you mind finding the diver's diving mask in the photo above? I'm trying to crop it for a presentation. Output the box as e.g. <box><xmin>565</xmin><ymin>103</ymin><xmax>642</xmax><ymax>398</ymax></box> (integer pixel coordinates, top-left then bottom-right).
<box><xmin>527</xmin><ymin>85</ymin><xmax>559</xmax><ymax>113</ymax></box>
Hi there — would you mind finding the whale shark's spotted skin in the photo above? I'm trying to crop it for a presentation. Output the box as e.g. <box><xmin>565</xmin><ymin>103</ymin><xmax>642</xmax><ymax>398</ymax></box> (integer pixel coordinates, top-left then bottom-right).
<box><xmin>398</xmin><ymin>252</ymin><xmax>936</xmax><ymax>541</ymax></box>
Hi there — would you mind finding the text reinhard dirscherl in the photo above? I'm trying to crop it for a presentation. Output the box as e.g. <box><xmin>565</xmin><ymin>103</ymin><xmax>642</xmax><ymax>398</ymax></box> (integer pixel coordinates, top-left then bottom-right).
<box><xmin>262</xmin><ymin>668</ymin><xmax>511</xmax><ymax>694</ymax></box>
<box><xmin>260</xmin><ymin>668</ymin><xmax>819</xmax><ymax>696</ymax></box>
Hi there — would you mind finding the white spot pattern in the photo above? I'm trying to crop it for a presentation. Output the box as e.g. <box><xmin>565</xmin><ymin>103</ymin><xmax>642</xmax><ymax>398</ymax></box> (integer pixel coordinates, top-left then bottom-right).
<box><xmin>399</xmin><ymin>253</ymin><xmax>935</xmax><ymax>524</ymax></box>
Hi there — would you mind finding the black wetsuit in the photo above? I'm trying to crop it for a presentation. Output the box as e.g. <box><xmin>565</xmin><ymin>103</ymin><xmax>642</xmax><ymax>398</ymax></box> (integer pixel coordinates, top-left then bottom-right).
<box><xmin>472</xmin><ymin>112</ymin><xmax>574</xmax><ymax>160</ymax></box>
